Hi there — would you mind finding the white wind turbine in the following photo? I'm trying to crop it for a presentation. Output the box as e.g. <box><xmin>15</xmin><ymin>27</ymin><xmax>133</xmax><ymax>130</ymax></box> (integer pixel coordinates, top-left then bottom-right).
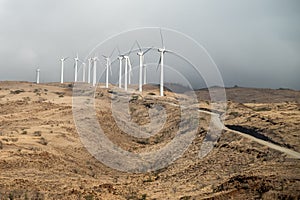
<box><xmin>82</xmin><ymin>62</ymin><xmax>86</xmax><ymax>82</ymax></box>
<box><xmin>123</xmin><ymin>55</ymin><xmax>133</xmax><ymax>91</ymax></box>
<box><xmin>117</xmin><ymin>55</ymin><xmax>124</xmax><ymax>88</ymax></box>
<box><xmin>36</xmin><ymin>68</ymin><xmax>40</xmax><ymax>84</ymax></box>
<box><xmin>102</xmin><ymin>48</ymin><xmax>116</xmax><ymax>88</ymax></box>
<box><xmin>74</xmin><ymin>53</ymin><xmax>80</xmax><ymax>82</ymax></box>
<box><xmin>60</xmin><ymin>57</ymin><xmax>68</xmax><ymax>84</ymax></box>
<box><xmin>103</xmin><ymin>56</ymin><xmax>112</xmax><ymax>88</ymax></box>
<box><xmin>92</xmin><ymin>55</ymin><xmax>99</xmax><ymax>87</ymax></box>
<box><xmin>157</xmin><ymin>29</ymin><xmax>170</xmax><ymax>97</ymax></box>
<box><xmin>123</xmin><ymin>42</ymin><xmax>137</xmax><ymax>91</ymax></box>
<box><xmin>87</xmin><ymin>58</ymin><xmax>93</xmax><ymax>84</ymax></box>
<box><xmin>136</xmin><ymin>41</ymin><xmax>152</xmax><ymax>92</ymax></box>
<box><xmin>117</xmin><ymin>47</ymin><xmax>124</xmax><ymax>88</ymax></box>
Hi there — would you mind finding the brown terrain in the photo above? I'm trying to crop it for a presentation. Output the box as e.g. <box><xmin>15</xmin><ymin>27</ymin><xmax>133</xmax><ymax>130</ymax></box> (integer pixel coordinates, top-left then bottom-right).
<box><xmin>0</xmin><ymin>81</ymin><xmax>299</xmax><ymax>199</ymax></box>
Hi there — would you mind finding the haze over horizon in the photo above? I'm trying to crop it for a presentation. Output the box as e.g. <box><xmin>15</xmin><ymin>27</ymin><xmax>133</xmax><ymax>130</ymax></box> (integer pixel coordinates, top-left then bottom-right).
<box><xmin>0</xmin><ymin>0</ymin><xmax>299</xmax><ymax>90</ymax></box>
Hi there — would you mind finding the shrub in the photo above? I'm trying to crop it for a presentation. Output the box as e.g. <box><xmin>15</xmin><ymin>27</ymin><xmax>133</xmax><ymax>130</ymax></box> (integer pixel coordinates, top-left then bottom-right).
<box><xmin>33</xmin><ymin>131</ymin><xmax>42</xmax><ymax>136</ymax></box>
<box><xmin>229</xmin><ymin>112</ymin><xmax>240</xmax><ymax>117</ymax></box>
<box><xmin>10</xmin><ymin>89</ymin><xmax>25</xmax><ymax>94</ymax></box>
<box><xmin>38</xmin><ymin>137</ymin><xmax>48</xmax><ymax>145</ymax></box>
<box><xmin>84</xmin><ymin>194</ymin><xmax>94</xmax><ymax>200</ymax></box>
<box><xmin>141</xmin><ymin>194</ymin><xmax>147</xmax><ymax>200</ymax></box>
<box><xmin>254</xmin><ymin>107</ymin><xmax>272</xmax><ymax>112</ymax></box>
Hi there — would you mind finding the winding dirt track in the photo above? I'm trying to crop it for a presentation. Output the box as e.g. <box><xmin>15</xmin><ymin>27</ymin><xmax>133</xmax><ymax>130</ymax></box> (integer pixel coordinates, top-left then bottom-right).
<box><xmin>166</xmin><ymin>101</ymin><xmax>300</xmax><ymax>159</ymax></box>
<box><xmin>224</xmin><ymin>127</ymin><xmax>300</xmax><ymax>159</ymax></box>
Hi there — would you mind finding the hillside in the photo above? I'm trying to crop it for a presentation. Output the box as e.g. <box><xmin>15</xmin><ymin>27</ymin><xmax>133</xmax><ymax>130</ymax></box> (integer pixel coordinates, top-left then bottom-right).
<box><xmin>0</xmin><ymin>81</ymin><xmax>299</xmax><ymax>199</ymax></box>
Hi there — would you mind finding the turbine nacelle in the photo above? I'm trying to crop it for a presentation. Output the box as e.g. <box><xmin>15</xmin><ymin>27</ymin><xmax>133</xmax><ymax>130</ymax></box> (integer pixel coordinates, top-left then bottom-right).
<box><xmin>137</xmin><ymin>52</ymin><xmax>143</xmax><ymax>56</ymax></box>
<box><xmin>158</xmin><ymin>48</ymin><xmax>166</xmax><ymax>52</ymax></box>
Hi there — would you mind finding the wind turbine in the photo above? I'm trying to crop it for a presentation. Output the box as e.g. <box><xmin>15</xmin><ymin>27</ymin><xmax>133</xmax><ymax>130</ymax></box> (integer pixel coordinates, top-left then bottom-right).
<box><xmin>123</xmin><ymin>42</ymin><xmax>137</xmax><ymax>91</ymax></box>
<box><xmin>136</xmin><ymin>41</ymin><xmax>152</xmax><ymax>92</ymax></box>
<box><xmin>60</xmin><ymin>57</ymin><xmax>68</xmax><ymax>84</ymax></box>
<box><xmin>82</xmin><ymin>62</ymin><xmax>86</xmax><ymax>82</ymax></box>
<box><xmin>102</xmin><ymin>48</ymin><xmax>116</xmax><ymax>88</ymax></box>
<box><xmin>157</xmin><ymin>29</ymin><xmax>169</xmax><ymax>97</ymax></box>
<box><xmin>92</xmin><ymin>55</ymin><xmax>99</xmax><ymax>87</ymax></box>
<box><xmin>36</xmin><ymin>68</ymin><xmax>40</xmax><ymax>84</ymax></box>
<box><xmin>87</xmin><ymin>58</ymin><xmax>93</xmax><ymax>84</ymax></box>
<box><xmin>103</xmin><ymin>56</ymin><xmax>112</xmax><ymax>88</ymax></box>
<box><xmin>117</xmin><ymin>47</ymin><xmax>124</xmax><ymax>88</ymax></box>
<box><xmin>74</xmin><ymin>53</ymin><xmax>80</xmax><ymax>82</ymax></box>
<box><xmin>124</xmin><ymin>55</ymin><xmax>134</xmax><ymax>91</ymax></box>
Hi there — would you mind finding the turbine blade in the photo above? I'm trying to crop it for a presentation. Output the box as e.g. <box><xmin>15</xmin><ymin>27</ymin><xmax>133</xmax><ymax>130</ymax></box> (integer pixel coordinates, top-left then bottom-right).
<box><xmin>109</xmin><ymin>47</ymin><xmax>116</xmax><ymax>58</ymax></box>
<box><xmin>128</xmin><ymin>58</ymin><xmax>132</xmax><ymax>71</ymax></box>
<box><xmin>156</xmin><ymin>56</ymin><xmax>161</xmax><ymax>71</ymax></box>
<box><xmin>126</xmin><ymin>41</ymin><xmax>137</xmax><ymax>56</ymax></box>
<box><xmin>143</xmin><ymin>47</ymin><xmax>152</xmax><ymax>55</ymax></box>
<box><xmin>136</xmin><ymin>40</ymin><xmax>142</xmax><ymax>52</ymax></box>
<box><xmin>160</xmin><ymin>28</ymin><xmax>164</xmax><ymax>48</ymax></box>
<box><xmin>117</xmin><ymin>46</ymin><xmax>121</xmax><ymax>55</ymax></box>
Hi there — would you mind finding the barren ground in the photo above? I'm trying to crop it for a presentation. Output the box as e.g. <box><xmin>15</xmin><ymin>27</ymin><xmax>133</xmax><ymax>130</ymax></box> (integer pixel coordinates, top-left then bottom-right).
<box><xmin>0</xmin><ymin>81</ymin><xmax>299</xmax><ymax>199</ymax></box>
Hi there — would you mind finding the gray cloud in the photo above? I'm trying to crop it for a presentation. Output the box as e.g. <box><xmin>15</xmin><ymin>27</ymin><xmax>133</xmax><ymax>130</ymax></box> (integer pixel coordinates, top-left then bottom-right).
<box><xmin>0</xmin><ymin>0</ymin><xmax>299</xmax><ymax>89</ymax></box>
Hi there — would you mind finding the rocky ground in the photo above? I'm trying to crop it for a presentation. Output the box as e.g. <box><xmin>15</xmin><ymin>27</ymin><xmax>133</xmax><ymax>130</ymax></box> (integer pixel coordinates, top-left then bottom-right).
<box><xmin>0</xmin><ymin>81</ymin><xmax>299</xmax><ymax>199</ymax></box>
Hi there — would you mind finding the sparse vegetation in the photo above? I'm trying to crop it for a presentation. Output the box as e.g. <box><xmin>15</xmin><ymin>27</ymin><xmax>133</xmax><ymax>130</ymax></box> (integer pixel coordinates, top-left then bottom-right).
<box><xmin>254</xmin><ymin>107</ymin><xmax>272</xmax><ymax>112</ymax></box>
<box><xmin>10</xmin><ymin>89</ymin><xmax>25</xmax><ymax>94</ymax></box>
<box><xmin>0</xmin><ymin>82</ymin><xmax>299</xmax><ymax>199</ymax></box>
<box><xmin>55</xmin><ymin>92</ymin><xmax>65</xmax><ymax>98</ymax></box>
<box><xmin>84</xmin><ymin>194</ymin><xmax>94</xmax><ymax>200</ymax></box>
<box><xmin>33</xmin><ymin>131</ymin><xmax>42</xmax><ymax>136</ymax></box>
<box><xmin>141</xmin><ymin>194</ymin><xmax>147</xmax><ymax>200</ymax></box>
<box><xmin>38</xmin><ymin>137</ymin><xmax>48</xmax><ymax>145</ymax></box>
<box><xmin>229</xmin><ymin>111</ymin><xmax>240</xmax><ymax>117</ymax></box>
<box><xmin>180</xmin><ymin>196</ymin><xmax>191</xmax><ymax>200</ymax></box>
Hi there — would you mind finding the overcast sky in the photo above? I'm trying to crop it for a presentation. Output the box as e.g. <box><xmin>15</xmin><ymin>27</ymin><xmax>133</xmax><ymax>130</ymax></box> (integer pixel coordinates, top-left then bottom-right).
<box><xmin>0</xmin><ymin>0</ymin><xmax>299</xmax><ymax>89</ymax></box>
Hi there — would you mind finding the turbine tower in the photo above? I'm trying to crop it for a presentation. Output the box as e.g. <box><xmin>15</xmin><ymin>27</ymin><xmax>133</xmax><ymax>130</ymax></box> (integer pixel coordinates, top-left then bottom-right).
<box><xmin>36</xmin><ymin>68</ymin><xmax>40</xmax><ymax>84</ymax></box>
<box><xmin>74</xmin><ymin>53</ymin><xmax>80</xmax><ymax>82</ymax></box>
<box><xmin>92</xmin><ymin>56</ymin><xmax>99</xmax><ymax>87</ymax></box>
<box><xmin>136</xmin><ymin>41</ymin><xmax>152</xmax><ymax>92</ymax></box>
<box><xmin>82</xmin><ymin>62</ymin><xmax>86</xmax><ymax>82</ymax></box>
<box><xmin>102</xmin><ymin>48</ymin><xmax>116</xmax><ymax>88</ymax></box>
<box><xmin>123</xmin><ymin>42</ymin><xmax>137</xmax><ymax>91</ymax></box>
<box><xmin>103</xmin><ymin>56</ymin><xmax>112</xmax><ymax>88</ymax></box>
<box><xmin>123</xmin><ymin>55</ymin><xmax>133</xmax><ymax>91</ymax></box>
<box><xmin>117</xmin><ymin>56</ymin><xmax>124</xmax><ymax>88</ymax></box>
<box><xmin>157</xmin><ymin>29</ymin><xmax>169</xmax><ymax>97</ymax></box>
<box><xmin>87</xmin><ymin>58</ymin><xmax>93</xmax><ymax>84</ymax></box>
<box><xmin>60</xmin><ymin>57</ymin><xmax>68</xmax><ymax>84</ymax></box>
<box><xmin>117</xmin><ymin>48</ymin><xmax>124</xmax><ymax>88</ymax></box>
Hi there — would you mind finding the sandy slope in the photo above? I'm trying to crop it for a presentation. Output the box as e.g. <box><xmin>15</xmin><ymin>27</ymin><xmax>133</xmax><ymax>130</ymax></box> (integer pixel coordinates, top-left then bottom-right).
<box><xmin>0</xmin><ymin>81</ymin><xmax>299</xmax><ymax>199</ymax></box>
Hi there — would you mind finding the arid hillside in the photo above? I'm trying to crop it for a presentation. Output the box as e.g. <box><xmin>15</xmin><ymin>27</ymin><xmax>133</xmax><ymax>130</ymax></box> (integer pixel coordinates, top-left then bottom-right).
<box><xmin>0</xmin><ymin>81</ymin><xmax>299</xmax><ymax>199</ymax></box>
